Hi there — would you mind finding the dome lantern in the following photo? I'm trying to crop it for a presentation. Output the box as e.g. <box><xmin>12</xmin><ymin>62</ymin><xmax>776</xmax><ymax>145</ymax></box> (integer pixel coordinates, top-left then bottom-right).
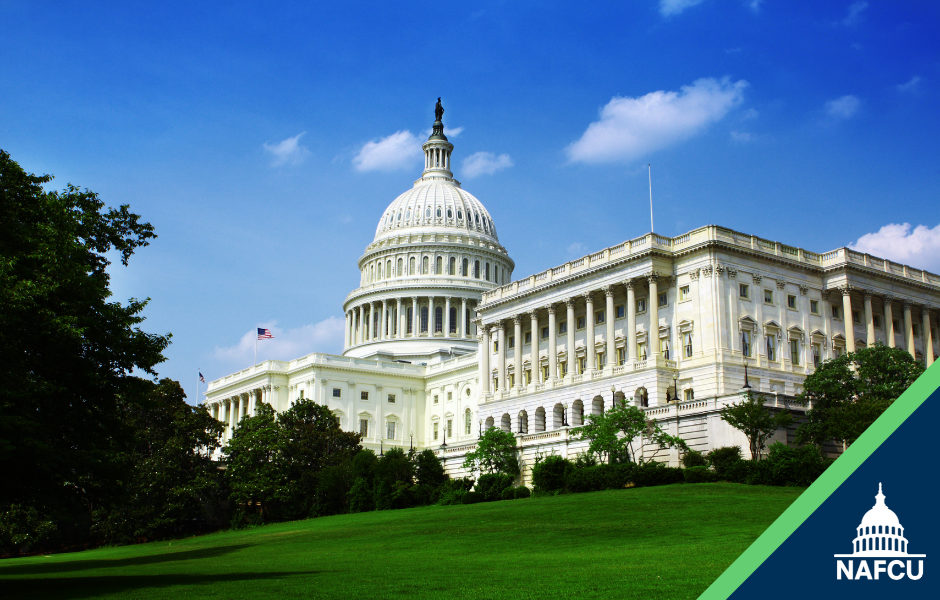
<box><xmin>421</xmin><ymin>98</ymin><xmax>455</xmax><ymax>182</ymax></box>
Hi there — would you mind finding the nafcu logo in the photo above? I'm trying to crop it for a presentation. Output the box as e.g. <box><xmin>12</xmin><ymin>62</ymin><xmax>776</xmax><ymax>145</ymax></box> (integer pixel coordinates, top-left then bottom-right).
<box><xmin>834</xmin><ymin>483</ymin><xmax>926</xmax><ymax>580</ymax></box>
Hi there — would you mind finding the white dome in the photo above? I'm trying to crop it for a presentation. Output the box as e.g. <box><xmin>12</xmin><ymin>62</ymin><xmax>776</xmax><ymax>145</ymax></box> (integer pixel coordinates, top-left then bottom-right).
<box><xmin>374</xmin><ymin>180</ymin><xmax>499</xmax><ymax>244</ymax></box>
<box><xmin>860</xmin><ymin>484</ymin><xmax>901</xmax><ymax>528</ymax></box>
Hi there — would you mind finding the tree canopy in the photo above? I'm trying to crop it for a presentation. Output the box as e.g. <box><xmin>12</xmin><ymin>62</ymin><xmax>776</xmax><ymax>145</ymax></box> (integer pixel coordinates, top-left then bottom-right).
<box><xmin>719</xmin><ymin>391</ymin><xmax>793</xmax><ymax>460</ymax></box>
<box><xmin>462</xmin><ymin>428</ymin><xmax>520</xmax><ymax>476</ymax></box>
<box><xmin>572</xmin><ymin>401</ymin><xmax>687</xmax><ymax>464</ymax></box>
<box><xmin>796</xmin><ymin>345</ymin><xmax>924</xmax><ymax>447</ymax></box>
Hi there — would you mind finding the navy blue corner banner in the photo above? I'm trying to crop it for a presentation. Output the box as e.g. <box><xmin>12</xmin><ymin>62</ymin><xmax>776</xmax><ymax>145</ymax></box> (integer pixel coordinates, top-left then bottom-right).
<box><xmin>728</xmin><ymin>387</ymin><xmax>939</xmax><ymax>599</ymax></box>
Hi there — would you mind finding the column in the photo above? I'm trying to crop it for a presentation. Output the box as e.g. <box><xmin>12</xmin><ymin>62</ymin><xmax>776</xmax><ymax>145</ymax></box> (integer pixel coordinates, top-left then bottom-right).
<box><xmin>381</xmin><ymin>300</ymin><xmax>388</xmax><ymax>340</ymax></box>
<box><xmin>548</xmin><ymin>305</ymin><xmax>558</xmax><ymax>380</ymax></box>
<box><xmin>461</xmin><ymin>298</ymin><xmax>467</xmax><ymax>338</ymax></box>
<box><xmin>372</xmin><ymin>301</ymin><xmax>379</xmax><ymax>340</ymax></box>
<box><xmin>605</xmin><ymin>285</ymin><xmax>616</xmax><ymax>368</ymax></box>
<box><xmin>480</xmin><ymin>326</ymin><xmax>491</xmax><ymax>394</ymax></box>
<box><xmin>566</xmin><ymin>298</ymin><xmax>576</xmax><ymax>378</ymax></box>
<box><xmin>397</xmin><ymin>298</ymin><xmax>404</xmax><ymax>339</ymax></box>
<box><xmin>864</xmin><ymin>291</ymin><xmax>874</xmax><ymax>345</ymax></box>
<box><xmin>445</xmin><ymin>296</ymin><xmax>452</xmax><ymax>338</ymax></box>
<box><xmin>884</xmin><ymin>297</ymin><xmax>895</xmax><ymax>348</ymax></box>
<box><xmin>626</xmin><ymin>280</ymin><xmax>636</xmax><ymax>362</ymax></box>
<box><xmin>903</xmin><ymin>301</ymin><xmax>914</xmax><ymax>358</ymax></box>
<box><xmin>923</xmin><ymin>307</ymin><xmax>934</xmax><ymax>366</ymax></box>
<box><xmin>530</xmin><ymin>311</ymin><xmax>539</xmax><ymax>384</ymax></box>
<box><xmin>584</xmin><ymin>292</ymin><xmax>595</xmax><ymax>372</ymax></box>
<box><xmin>842</xmin><ymin>288</ymin><xmax>855</xmax><ymax>353</ymax></box>
<box><xmin>427</xmin><ymin>295</ymin><xmax>434</xmax><ymax>334</ymax></box>
<box><xmin>513</xmin><ymin>316</ymin><xmax>523</xmax><ymax>389</ymax></box>
<box><xmin>497</xmin><ymin>322</ymin><xmax>507</xmax><ymax>391</ymax></box>
<box><xmin>344</xmin><ymin>311</ymin><xmax>350</xmax><ymax>349</ymax></box>
<box><xmin>411</xmin><ymin>297</ymin><xmax>418</xmax><ymax>337</ymax></box>
<box><xmin>354</xmin><ymin>306</ymin><xmax>361</xmax><ymax>345</ymax></box>
<box><xmin>230</xmin><ymin>397</ymin><xmax>239</xmax><ymax>432</ymax></box>
<box><xmin>220</xmin><ymin>401</ymin><xmax>229</xmax><ymax>439</ymax></box>
<box><xmin>648</xmin><ymin>273</ymin><xmax>660</xmax><ymax>356</ymax></box>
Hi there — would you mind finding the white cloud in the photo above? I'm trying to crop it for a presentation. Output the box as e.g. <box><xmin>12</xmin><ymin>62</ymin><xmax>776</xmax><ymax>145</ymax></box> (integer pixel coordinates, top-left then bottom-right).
<box><xmin>659</xmin><ymin>0</ymin><xmax>705</xmax><ymax>17</ymax></box>
<box><xmin>461</xmin><ymin>151</ymin><xmax>513</xmax><ymax>178</ymax></box>
<box><xmin>353</xmin><ymin>130</ymin><xmax>422</xmax><ymax>172</ymax></box>
<box><xmin>263</xmin><ymin>132</ymin><xmax>310</xmax><ymax>167</ymax></box>
<box><xmin>747</xmin><ymin>0</ymin><xmax>763</xmax><ymax>12</ymax></box>
<box><xmin>842</xmin><ymin>1</ymin><xmax>868</xmax><ymax>26</ymax></box>
<box><xmin>897</xmin><ymin>76</ymin><xmax>922</xmax><ymax>93</ymax></box>
<box><xmin>566</xmin><ymin>77</ymin><xmax>748</xmax><ymax>164</ymax></box>
<box><xmin>849</xmin><ymin>223</ymin><xmax>940</xmax><ymax>273</ymax></box>
<box><xmin>739</xmin><ymin>108</ymin><xmax>759</xmax><ymax>121</ymax></box>
<box><xmin>825</xmin><ymin>95</ymin><xmax>861</xmax><ymax>119</ymax></box>
<box><xmin>213</xmin><ymin>318</ymin><xmax>346</xmax><ymax>366</ymax></box>
<box><xmin>422</xmin><ymin>126</ymin><xmax>465</xmax><ymax>138</ymax></box>
<box><xmin>730</xmin><ymin>131</ymin><xmax>755</xmax><ymax>143</ymax></box>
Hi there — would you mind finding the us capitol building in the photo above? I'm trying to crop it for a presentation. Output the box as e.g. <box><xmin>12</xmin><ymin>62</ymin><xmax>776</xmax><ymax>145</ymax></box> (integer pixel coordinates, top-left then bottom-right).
<box><xmin>205</xmin><ymin>103</ymin><xmax>939</xmax><ymax>480</ymax></box>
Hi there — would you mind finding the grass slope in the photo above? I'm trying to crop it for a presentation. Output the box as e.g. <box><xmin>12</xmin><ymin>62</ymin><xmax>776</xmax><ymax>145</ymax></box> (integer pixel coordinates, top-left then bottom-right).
<box><xmin>0</xmin><ymin>484</ymin><xmax>802</xmax><ymax>600</ymax></box>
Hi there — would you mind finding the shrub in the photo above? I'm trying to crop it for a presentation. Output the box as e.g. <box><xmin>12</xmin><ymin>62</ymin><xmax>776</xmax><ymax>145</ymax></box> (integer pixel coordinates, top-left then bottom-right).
<box><xmin>500</xmin><ymin>486</ymin><xmax>516</xmax><ymax>501</ymax></box>
<box><xmin>436</xmin><ymin>477</ymin><xmax>474</xmax><ymax>506</ymax></box>
<box><xmin>476</xmin><ymin>473</ymin><xmax>515</xmax><ymax>502</ymax></box>
<box><xmin>514</xmin><ymin>486</ymin><xmax>531</xmax><ymax>499</ymax></box>
<box><xmin>683</xmin><ymin>466</ymin><xmax>717</xmax><ymax>484</ymax></box>
<box><xmin>632</xmin><ymin>462</ymin><xmax>684</xmax><ymax>487</ymax></box>
<box><xmin>761</xmin><ymin>443</ymin><xmax>830</xmax><ymax>487</ymax></box>
<box><xmin>682</xmin><ymin>449</ymin><xmax>708</xmax><ymax>468</ymax></box>
<box><xmin>724</xmin><ymin>460</ymin><xmax>750</xmax><ymax>484</ymax></box>
<box><xmin>531</xmin><ymin>455</ymin><xmax>573</xmax><ymax>494</ymax></box>
<box><xmin>573</xmin><ymin>452</ymin><xmax>598</xmax><ymax>468</ymax></box>
<box><xmin>706</xmin><ymin>446</ymin><xmax>744</xmax><ymax>479</ymax></box>
<box><xmin>347</xmin><ymin>477</ymin><xmax>374</xmax><ymax>513</ymax></box>
<box><xmin>462</xmin><ymin>491</ymin><xmax>483</xmax><ymax>504</ymax></box>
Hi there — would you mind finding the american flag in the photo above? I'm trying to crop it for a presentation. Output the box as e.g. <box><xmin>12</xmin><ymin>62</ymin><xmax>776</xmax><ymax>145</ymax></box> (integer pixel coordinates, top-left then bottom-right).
<box><xmin>257</xmin><ymin>328</ymin><xmax>274</xmax><ymax>340</ymax></box>
<box><xmin>199</xmin><ymin>372</ymin><xmax>206</xmax><ymax>384</ymax></box>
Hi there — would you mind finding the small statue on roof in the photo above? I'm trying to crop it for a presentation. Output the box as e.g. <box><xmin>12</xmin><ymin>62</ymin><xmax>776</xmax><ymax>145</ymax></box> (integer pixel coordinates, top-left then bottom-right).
<box><xmin>435</xmin><ymin>97</ymin><xmax>444</xmax><ymax>122</ymax></box>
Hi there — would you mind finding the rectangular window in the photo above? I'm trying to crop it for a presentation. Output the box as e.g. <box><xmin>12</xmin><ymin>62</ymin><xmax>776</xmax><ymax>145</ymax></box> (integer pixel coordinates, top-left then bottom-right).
<box><xmin>813</xmin><ymin>343</ymin><xmax>821</xmax><ymax>368</ymax></box>
<box><xmin>541</xmin><ymin>365</ymin><xmax>549</xmax><ymax>381</ymax></box>
<box><xmin>493</xmin><ymin>341</ymin><xmax>498</xmax><ymax>352</ymax></box>
<box><xmin>524</xmin><ymin>331</ymin><xmax>532</xmax><ymax>344</ymax></box>
<box><xmin>332</xmin><ymin>388</ymin><xmax>341</xmax><ymax>398</ymax></box>
<box><xmin>559</xmin><ymin>361</ymin><xmax>568</xmax><ymax>376</ymax></box>
<box><xmin>833</xmin><ymin>346</ymin><xmax>843</xmax><ymax>359</ymax></box>
<box><xmin>299</xmin><ymin>390</ymin><xmax>304</xmax><ymax>400</ymax></box>
<box><xmin>684</xmin><ymin>389</ymin><xmax>694</xmax><ymax>402</ymax></box>
<box><xmin>446</xmin><ymin>419</ymin><xmax>453</xmax><ymax>438</ymax></box>
<box><xmin>742</xmin><ymin>331</ymin><xmax>751</xmax><ymax>357</ymax></box>
<box><xmin>873</xmin><ymin>315</ymin><xmax>881</xmax><ymax>328</ymax></box>
<box><xmin>360</xmin><ymin>391</ymin><xmax>369</xmax><ymax>401</ymax></box>
<box><xmin>810</xmin><ymin>299</ymin><xmax>819</xmax><ymax>314</ymax></box>
<box><xmin>559</xmin><ymin>321</ymin><xmax>567</xmax><ymax>334</ymax></box>
<box><xmin>525</xmin><ymin>369</ymin><xmax>531</xmax><ymax>385</ymax></box>
<box><xmin>832</xmin><ymin>304</ymin><xmax>840</xmax><ymax>319</ymax></box>
<box><xmin>433</xmin><ymin>422</ymin><xmax>438</xmax><ymax>440</ymax></box>
<box><xmin>680</xmin><ymin>285</ymin><xmax>690</xmax><ymax>301</ymax></box>
<box><xmin>465</xmin><ymin>416</ymin><xmax>472</xmax><ymax>435</ymax></box>
<box><xmin>387</xmin><ymin>394</ymin><xmax>396</xmax><ymax>403</ymax></box>
<box><xmin>790</xmin><ymin>339</ymin><xmax>800</xmax><ymax>365</ymax></box>
<box><xmin>541</xmin><ymin>326</ymin><xmax>549</xmax><ymax>339</ymax></box>
<box><xmin>577</xmin><ymin>357</ymin><xmax>586</xmax><ymax>374</ymax></box>
<box><xmin>764</xmin><ymin>289</ymin><xmax>773</xmax><ymax>304</ymax></box>
<box><xmin>766</xmin><ymin>336</ymin><xmax>776</xmax><ymax>361</ymax></box>
<box><xmin>596</xmin><ymin>310</ymin><xmax>605</xmax><ymax>324</ymax></box>
<box><xmin>637</xmin><ymin>298</ymin><xmax>647</xmax><ymax>314</ymax></box>
<box><xmin>596</xmin><ymin>352</ymin><xmax>605</xmax><ymax>370</ymax></box>
<box><xmin>637</xmin><ymin>342</ymin><xmax>648</xmax><ymax>360</ymax></box>
<box><xmin>616</xmin><ymin>305</ymin><xmax>625</xmax><ymax>319</ymax></box>
<box><xmin>577</xmin><ymin>316</ymin><xmax>586</xmax><ymax>329</ymax></box>
<box><xmin>913</xmin><ymin>324</ymin><xmax>920</xmax><ymax>337</ymax></box>
<box><xmin>508</xmin><ymin>336</ymin><xmax>515</xmax><ymax>349</ymax></box>
<box><xmin>893</xmin><ymin>319</ymin><xmax>900</xmax><ymax>332</ymax></box>
<box><xmin>447</xmin><ymin>391</ymin><xmax>453</xmax><ymax>401</ymax></box>
<box><xmin>617</xmin><ymin>348</ymin><xmax>626</xmax><ymax>366</ymax></box>
<box><xmin>684</xmin><ymin>333</ymin><xmax>693</xmax><ymax>358</ymax></box>
<box><xmin>658</xmin><ymin>292</ymin><xmax>668</xmax><ymax>307</ymax></box>
<box><xmin>787</xmin><ymin>295</ymin><xmax>797</xmax><ymax>309</ymax></box>
<box><xmin>359</xmin><ymin>419</ymin><xmax>369</xmax><ymax>438</ymax></box>
<box><xmin>739</xmin><ymin>284</ymin><xmax>749</xmax><ymax>299</ymax></box>
<box><xmin>433</xmin><ymin>395</ymin><xmax>439</xmax><ymax>404</ymax></box>
<box><xmin>509</xmin><ymin>374</ymin><xmax>515</xmax><ymax>388</ymax></box>
<box><xmin>386</xmin><ymin>421</ymin><xmax>396</xmax><ymax>440</ymax></box>
<box><xmin>853</xmin><ymin>310</ymin><xmax>861</xmax><ymax>324</ymax></box>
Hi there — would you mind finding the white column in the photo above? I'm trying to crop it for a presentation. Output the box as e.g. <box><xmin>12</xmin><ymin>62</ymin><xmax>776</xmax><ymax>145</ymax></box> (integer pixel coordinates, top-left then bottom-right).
<box><xmin>626</xmin><ymin>280</ymin><xmax>636</xmax><ymax>362</ymax></box>
<box><xmin>548</xmin><ymin>305</ymin><xmax>558</xmax><ymax>380</ymax></box>
<box><xmin>344</xmin><ymin>311</ymin><xmax>350</xmax><ymax>349</ymax></box>
<box><xmin>842</xmin><ymin>288</ymin><xmax>855</xmax><ymax>353</ymax></box>
<box><xmin>903</xmin><ymin>301</ymin><xmax>915</xmax><ymax>358</ymax></box>
<box><xmin>461</xmin><ymin>297</ymin><xmax>467</xmax><ymax>338</ymax></box>
<box><xmin>530</xmin><ymin>311</ymin><xmax>539</xmax><ymax>384</ymax></box>
<box><xmin>480</xmin><ymin>326</ymin><xmax>491</xmax><ymax>394</ymax></box>
<box><xmin>397</xmin><ymin>298</ymin><xmax>404</xmax><ymax>339</ymax></box>
<box><xmin>381</xmin><ymin>300</ymin><xmax>388</xmax><ymax>340</ymax></box>
<box><xmin>648</xmin><ymin>273</ymin><xmax>660</xmax><ymax>356</ymax></box>
<box><xmin>497</xmin><ymin>322</ymin><xmax>507</xmax><ymax>391</ymax></box>
<box><xmin>864</xmin><ymin>291</ymin><xmax>874</xmax><ymax>345</ymax></box>
<box><xmin>605</xmin><ymin>286</ymin><xmax>616</xmax><ymax>368</ymax></box>
<box><xmin>411</xmin><ymin>297</ymin><xmax>418</xmax><ymax>337</ymax></box>
<box><xmin>884</xmin><ymin>297</ymin><xmax>895</xmax><ymax>348</ymax></box>
<box><xmin>513</xmin><ymin>316</ymin><xmax>523</xmax><ymax>389</ymax></box>
<box><xmin>924</xmin><ymin>308</ymin><xmax>934</xmax><ymax>366</ymax></box>
<box><xmin>445</xmin><ymin>296</ymin><xmax>452</xmax><ymax>338</ymax></box>
<box><xmin>427</xmin><ymin>295</ymin><xmax>434</xmax><ymax>334</ymax></box>
<box><xmin>566</xmin><ymin>298</ymin><xmax>576</xmax><ymax>378</ymax></box>
<box><xmin>584</xmin><ymin>292</ymin><xmax>595</xmax><ymax>372</ymax></box>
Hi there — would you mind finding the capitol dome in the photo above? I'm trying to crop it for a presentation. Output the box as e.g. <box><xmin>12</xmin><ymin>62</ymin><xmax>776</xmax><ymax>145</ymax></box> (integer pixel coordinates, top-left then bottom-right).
<box><xmin>851</xmin><ymin>483</ymin><xmax>909</xmax><ymax>555</ymax></box>
<box><xmin>374</xmin><ymin>182</ymin><xmax>499</xmax><ymax>244</ymax></box>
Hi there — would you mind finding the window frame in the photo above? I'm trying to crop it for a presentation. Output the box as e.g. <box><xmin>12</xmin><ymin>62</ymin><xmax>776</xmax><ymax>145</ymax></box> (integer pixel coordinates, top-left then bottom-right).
<box><xmin>679</xmin><ymin>285</ymin><xmax>691</xmax><ymax>302</ymax></box>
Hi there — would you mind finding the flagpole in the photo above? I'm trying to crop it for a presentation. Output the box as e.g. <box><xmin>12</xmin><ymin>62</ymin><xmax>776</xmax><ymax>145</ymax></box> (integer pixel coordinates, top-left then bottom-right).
<box><xmin>196</xmin><ymin>369</ymin><xmax>199</xmax><ymax>404</ymax></box>
<box><xmin>648</xmin><ymin>163</ymin><xmax>654</xmax><ymax>234</ymax></box>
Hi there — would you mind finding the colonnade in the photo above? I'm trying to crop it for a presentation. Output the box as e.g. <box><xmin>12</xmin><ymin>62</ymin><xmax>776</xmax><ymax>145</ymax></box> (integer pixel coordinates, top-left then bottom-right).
<box><xmin>345</xmin><ymin>296</ymin><xmax>478</xmax><ymax>349</ymax></box>
<box><xmin>209</xmin><ymin>385</ymin><xmax>275</xmax><ymax>440</ymax></box>
<box><xmin>840</xmin><ymin>287</ymin><xmax>935</xmax><ymax>365</ymax></box>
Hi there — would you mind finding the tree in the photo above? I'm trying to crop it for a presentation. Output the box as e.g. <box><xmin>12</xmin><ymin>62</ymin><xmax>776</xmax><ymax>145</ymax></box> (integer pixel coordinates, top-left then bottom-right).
<box><xmin>223</xmin><ymin>403</ymin><xmax>287</xmax><ymax>521</ymax></box>
<box><xmin>720</xmin><ymin>391</ymin><xmax>793</xmax><ymax>460</ymax></box>
<box><xmin>572</xmin><ymin>402</ymin><xmax>688</xmax><ymax>465</ymax></box>
<box><xmin>0</xmin><ymin>150</ymin><xmax>169</xmax><ymax>551</ymax></box>
<box><xmin>462</xmin><ymin>428</ymin><xmax>520</xmax><ymax>477</ymax></box>
<box><xmin>796</xmin><ymin>345</ymin><xmax>924</xmax><ymax>447</ymax></box>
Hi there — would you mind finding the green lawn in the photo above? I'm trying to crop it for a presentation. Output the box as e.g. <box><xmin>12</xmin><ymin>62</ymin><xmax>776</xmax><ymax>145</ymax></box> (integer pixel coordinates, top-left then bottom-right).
<box><xmin>0</xmin><ymin>483</ymin><xmax>802</xmax><ymax>600</ymax></box>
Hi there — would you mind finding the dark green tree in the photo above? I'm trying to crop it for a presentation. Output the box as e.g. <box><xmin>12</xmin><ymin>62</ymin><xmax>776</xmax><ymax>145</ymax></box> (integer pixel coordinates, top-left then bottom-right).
<box><xmin>223</xmin><ymin>403</ymin><xmax>287</xmax><ymax>521</ymax></box>
<box><xmin>462</xmin><ymin>428</ymin><xmax>520</xmax><ymax>477</ymax></box>
<box><xmin>719</xmin><ymin>391</ymin><xmax>793</xmax><ymax>460</ymax></box>
<box><xmin>0</xmin><ymin>150</ymin><xmax>169</xmax><ymax>551</ymax></box>
<box><xmin>413</xmin><ymin>448</ymin><xmax>447</xmax><ymax>489</ymax></box>
<box><xmin>572</xmin><ymin>402</ymin><xmax>687</xmax><ymax>464</ymax></box>
<box><xmin>796</xmin><ymin>345</ymin><xmax>924</xmax><ymax>447</ymax></box>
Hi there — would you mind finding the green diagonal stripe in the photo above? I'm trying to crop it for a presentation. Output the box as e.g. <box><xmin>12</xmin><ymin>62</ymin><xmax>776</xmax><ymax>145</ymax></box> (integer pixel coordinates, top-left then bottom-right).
<box><xmin>698</xmin><ymin>359</ymin><xmax>940</xmax><ymax>600</ymax></box>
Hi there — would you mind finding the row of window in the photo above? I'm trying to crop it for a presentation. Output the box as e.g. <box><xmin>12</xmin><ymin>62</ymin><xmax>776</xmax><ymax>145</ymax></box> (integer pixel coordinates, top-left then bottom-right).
<box><xmin>366</xmin><ymin>255</ymin><xmax>508</xmax><ymax>285</ymax></box>
<box><xmin>381</xmin><ymin>205</ymin><xmax>495</xmax><ymax>234</ymax></box>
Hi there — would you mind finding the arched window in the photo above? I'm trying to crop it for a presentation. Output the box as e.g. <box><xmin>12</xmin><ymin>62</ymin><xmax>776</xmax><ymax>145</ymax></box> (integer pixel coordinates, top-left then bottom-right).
<box><xmin>436</xmin><ymin>207</ymin><xmax>442</xmax><ymax>218</ymax></box>
<box><xmin>474</xmin><ymin>260</ymin><xmax>480</xmax><ymax>278</ymax></box>
<box><xmin>447</xmin><ymin>208</ymin><xmax>453</xmax><ymax>219</ymax></box>
<box><xmin>462</xmin><ymin>258</ymin><xmax>469</xmax><ymax>277</ymax></box>
<box><xmin>421</xmin><ymin>306</ymin><xmax>429</xmax><ymax>333</ymax></box>
<box><xmin>518</xmin><ymin>410</ymin><xmax>528</xmax><ymax>434</ymax></box>
<box><xmin>592</xmin><ymin>395</ymin><xmax>604</xmax><ymax>415</ymax></box>
<box><xmin>534</xmin><ymin>407</ymin><xmax>546</xmax><ymax>432</ymax></box>
<box><xmin>370</xmin><ymin>264</ymin><xmax>374</xmax><ymax>283</ymax></box>
<box><xmin>500</xmin><ymin>413</ymin><xmax>511</xmax><ymax>432</ymax></box>
<box><xmin>397</xmin><ymin>210</ymin><xmax>402</xmax><ymax>222</ymax></box>
<box><xmin>571</xmin><ymin>400</ymin><xmax>584</xmax><ymax>426</ymax></box>
<box><xmin>386</xmin><ymin>260</ymin><xmax>391</xmax><ymax>277</ymax></box>
<box><xmin>449</xmin><ymin>307</ymin><xmax>457</xmax><ymax>333</ymax></box>
<box><xmin>397</xmin><ymin>258</ymin><xmax>403</xmax><ymax>276</ymax></box>
<box><xmin>457</xmin><ymin>209</ymin><xmax>463</xmax><ymax>220</ymax></box>
<box><xmin>422</xmin><ymin>256</ymin><xmax>429</xmax><ymax>274</ymax></box>
<box><xmin>409</xmin><ymin>257</ymin><xmax>416</xmax><ymax>275</ymax></box>
<box><xmin>475</xmin><ymin>213</ymin><xmax>480</xmax><ymax>226</ymax></box>
<box><xmin>406</xmin><ymin>209</ymin><xmax>411</xmax><ymax>220</ymax></box>
<box><xmin>425</xmin><ymin>207</ymin><xmax>431</xmax><ymax>218</ymax></box>
<box><xmin>407</xmin><ymin>306</ymin><xmax>413</xmax><ymax>334</ymax></box>
<box><xmin>435</xmin><ymin>256</ymin><xmax>442</xmax><ymax>274</ymax></box>
<box><xmin>449</xmin><ymin>256</ymin><xmax>456</xmax><ymax>275</ymax></box>
<box><xmin>435</xmin><ymin>306</ymin><xmax>443</xmax><ymax>333</ymax></box>
<box><xmin>494</xmin><ymin>266</ymin><xmax>499</xmax><ymax>283</ymax></box>
<box><xmin>553</xmin><ymin>403</ymin><xmax>565</xmax><ymax>429</ymax></box>
<box><xmin>465</xmin><ymin>408</ymin><xmax>472</xmax><ymax>435</ymax></box>
<box><xmin>485</xmin><ymin>263</ymin><xmax>490</xmax><ymax>281</ymax></box>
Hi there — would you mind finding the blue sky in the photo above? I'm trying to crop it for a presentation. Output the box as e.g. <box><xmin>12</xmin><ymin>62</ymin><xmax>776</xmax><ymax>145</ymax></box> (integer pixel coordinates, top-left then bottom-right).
<box><xmin>2</xmin><ymin>1</ymin><xmax>938</xmax><ymax>403</ymax></box>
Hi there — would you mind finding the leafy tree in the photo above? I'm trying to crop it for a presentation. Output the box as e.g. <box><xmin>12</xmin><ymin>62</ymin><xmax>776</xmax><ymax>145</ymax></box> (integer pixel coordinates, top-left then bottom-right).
<box><xmin>0</xmin><ymin>150</ymin><xmax>169</xmax><ymax>551</ymax></box>
<box><xmin>462</xmin><ymin>428</ymin><xmax>520</xmax><ymax>476</ymax></box>
<box><xmin>796</xmin><ymin>345</ymin><xmax>924</xmax><ymax>447</ymax></box>
<box><xmin>223</xmin><ymin>403</ymin><xmax>286</xmax><ymax>521</ymax></box>
<box><xmin>719</xmin><ymin>391</ymin><xmax>793</xmax><ymax>460</ymax></box>
<box><xmin>572</xmin><ymin>402</ymin><xmax>688</xmax><ymax>465</ymax></box>
<box><xmin>413</xmin><ymin>448</ymin><xmax>447</xmax><ymax>489</ymax></box>
<box><xmin>373</xmin><ymin>448</ymin><xmax>415</xmax><ymax>510</ymax></box>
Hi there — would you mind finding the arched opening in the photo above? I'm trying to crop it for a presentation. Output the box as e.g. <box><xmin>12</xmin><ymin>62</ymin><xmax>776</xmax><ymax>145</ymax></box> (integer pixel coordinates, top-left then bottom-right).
<box><xmin>436</xmin><ymin>256</ymin><xmax>443</xmax><ymax>274</ymax></box>
<box><xmin>613</xmin><ymin>391</ymin><xmax>626</xmax><ymax>408</ymax></box>
<box><xmin>386</xmin><ymin>260</ymin><xmax>391</xmax><ymax>278</ymax></box>
<box><xmin>552</xmin><ymin>403</ymin><xmax>565</xmax><ymax>429</ymax></box>
<box><xmin>485</xmin><ymin>262</ymin><xmax>490</xmax><ymax>281</ymax></box>
<box><xmin>635</xmin><ymin>387</ymin><xmax>648</xmax><ymax>407</ymax></box>
<box><xmin>449</xmin><ymin>307</ymin><xmax>458</xmax><ymax>334</ymax></box>
<box><xmin>435</xmin><ymin>306</ymin><xmax>443</xmax><ymax>333</ymax></box>
<box><xmin>474</xmin><ymin>260</ymin><xmax>481</xmax><ymax>279</ymax></box>
<box><xmin>571</xmin><ymin>400</ymin><xmax>584</xmax><ymax>426</ymax></box>
<box><xmin>518</xmin><ymin>410</ymin><xmax>528</xmax><ymax>434</ymax></box>
<box><xmin>420</xmin><ymin>306</ymin><xmax>429</xmax><ymax>333</ymax></box>
<box><xmin>436</xmin><ymin>207</ymin><xmax>442</xmax><ymax>218</ymax></box>
<box><xmin>409</xmin><ymin>257</ymin><xmax>415</xmax><ymax>275</ymax></box>
<box><xmin>500</xmin><ymin>413</ymin><xmax>511</xmax><ymax>432</ymax></box>
<box><xmin>397</xmin><ymin>258</ymin><xmax>403</xmax><ymax>277</ymax></box>
<box><xmin>485</xmin><ymin>416</ymin><xmax>494</xmax><ymax>430</ymax></box>
<box><xmin>425</xmin><ymin>207</ymin><xmax>431</xmax><ymax>218</ymax></box>
<box><xmin>534</xmin><ymin>407</ymin><xmax>546</xmax><ymax>432</ymax></box>
<box><xmin>462</xmin><ymin>258</ymin><xmax>469</xmax><ymax>277</ymax></box>
<box><xmin>465</xmin><ymin>408</ymin><xmax>472</xmax><ymax>435</ymax></box>
<box><xmin>591</xmin><ymin>395</ymin><xmax>604</xmax><ymax>415</ymax></box>
<box><xmin>422</xmin><ymin>256</ymin><xmax>429</xmax><ymax>274</ymax></box>
<box><xmin>449</xmin><ymin>256</ymin><xmax>456</xmax><ymax>275</ymax></box>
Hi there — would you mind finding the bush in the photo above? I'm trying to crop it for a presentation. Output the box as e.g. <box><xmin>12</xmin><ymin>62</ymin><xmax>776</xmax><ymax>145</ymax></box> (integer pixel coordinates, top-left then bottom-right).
<box><xmin>500</xmin><ymin>486</ymin><xmax>516</xmax><ymax>501</ymax></box>
<box><xmin>476</xmin><ymin>473</ymin><xmax>515</xmax><ymax>502</ymax></box>
<box><xmin>632</xmin><ymin>462</ymin><xmax>684</xmax><ymax>487</ymax></box>
<box><xmin>706</xmin><ymin>446</ymin><xmax>744</xmax><ymax>479</ymax></box>
<box><xmin>514</xmin><ymin>486</ymin><xmax>531</xmax><ymax>499</ymax></box>
<box><xmin>724</xmin><ymin>460</ymin><xmax>750</xmax><ymax>484</ymax></box>
<box><xmin>573</xmin><ymin>453</ymin><xmax>598</xmax><ymax>468</ymax></box>
<box><xmin>531</xmin><ymin>455</ymin><xmax>573</xmax><ymax>494</ymax></box>
<box><xmin>462</xmin><ymin>491</ymin><xmax>483</xmax><ymax>504</ymax></box>
<box><xmin>436</xmin><ymin>477</ymin><xmax>474</xmax><ymax>506</ymax></box>
<box><xmin>683</xmin><ymin>466</ymin><xmax>718</xmax><ymax>484</ymax></box>
<box><xmin>682</xmin><ymin>449</ymin><xmax>708</xmax><ymax>468</ymax></box>
<box><xmin>760</xmin><ymin>443</ymin><xmax>830</xmax><ymax>487</ymax></box>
